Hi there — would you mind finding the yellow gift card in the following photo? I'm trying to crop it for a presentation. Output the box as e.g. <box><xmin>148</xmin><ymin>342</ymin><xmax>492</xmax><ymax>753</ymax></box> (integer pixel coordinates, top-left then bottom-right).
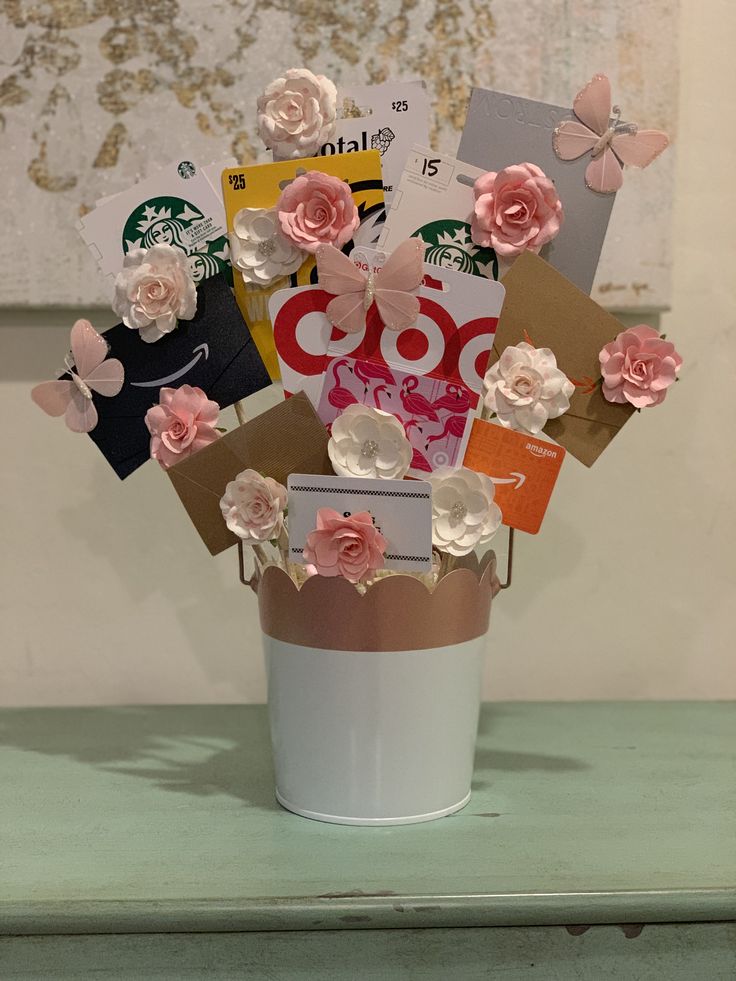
<box><xmin>222</xmin><ymin>151</ymin><xmax>384</xmax><ymax>380</ymax></box>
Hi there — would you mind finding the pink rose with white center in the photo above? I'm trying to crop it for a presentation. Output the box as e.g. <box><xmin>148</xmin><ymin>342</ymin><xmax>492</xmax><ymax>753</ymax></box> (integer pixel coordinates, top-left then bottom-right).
<box><xmin>112</xmin><ymin>244</ymin><xmax>197</xmax><ymax>344</ymax></box>
<box><xmin>276</xmin><ymin>171</ymin><xmax>359</xmax><ymax>254</ymax></box>
<box><xmin>471</xmin><ymin>163</ymin><xmax>564</xmax><ymax>258</ymax></box>
<box><xmin>257</xmin><ymin>68</ymin><xmax>337</xmax><ymax>160</ymax></box>
<box><xmin>220</xmin><ymin>469</ymin><xmax>287</xmax><ymax>543</ymax></box>
<box><xmin>599</xmin><ymin>325</ymin><xmax>682</xmax><ymax>408</ymax></box>
<box><xmin>303</xmin><ymin>508</ymin><xmax>387</xmax><ymax>583</ymax></box>
<box><xmin>483</xmin><ymin>342</ymin><xmax>574</xmax><ymax>435</ymax></box>
<box><xmin>144</xmin><ymin>385</ymin><xmax>220</xmax><ymax>469</ymax></box>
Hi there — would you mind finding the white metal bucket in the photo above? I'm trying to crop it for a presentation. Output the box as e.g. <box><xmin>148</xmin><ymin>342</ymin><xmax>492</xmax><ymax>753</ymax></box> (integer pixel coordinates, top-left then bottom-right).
<box><xmin>255</xmin><ymin>558</ymin><xmax>498</xmax><ymax>826</ymax></box>
<box><xmin>263</xmin><ymin>635</ymin><xmax>486</xmax><ymax>825</ymax></box>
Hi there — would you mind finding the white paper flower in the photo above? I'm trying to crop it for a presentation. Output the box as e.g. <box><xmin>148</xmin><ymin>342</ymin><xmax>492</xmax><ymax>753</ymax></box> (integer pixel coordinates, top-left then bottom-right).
<box><xmin>229</xmin><ymin>207</ymin><xmax>304</xmax><ymax>286</ymax></box>
<box><xmin>428</xmin><ymin>466</ymin><xmax>502</xmax><ymax>557</ymax></box>
<box><xmin>256</xmin><ymin>68</ymin><xmax>337</xmax><ymax>159</ymax></box>
<box><xmin>219</xmin><ymin>469</ymin><xmax>287</xmax><ymax>543</ymax></box>
<box><xmin>328</xmin><ymin>404</ymin><xmax>412</xmax><ymax>480</ymax></box>
<box><xmin>112</xmin><ymin>244</ymin><xmax>197</xmax><ymax>344</ymax></box>
<box><xmin>483</xmin><ymin>342</ymin><xmax>574</xmax><ymax>434</ymax></box>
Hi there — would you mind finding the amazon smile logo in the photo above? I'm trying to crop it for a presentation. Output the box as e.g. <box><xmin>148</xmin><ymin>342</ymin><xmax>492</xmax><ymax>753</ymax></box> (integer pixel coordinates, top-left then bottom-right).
<box><xmin>526</xmin><ymin>442</ymin><xmax>558</xmax><ymax>459</ymax></box>
<box><xmin>129</xmin><ymin>343</ymin><xmax>209</xmax><ymax>388</ymax></box>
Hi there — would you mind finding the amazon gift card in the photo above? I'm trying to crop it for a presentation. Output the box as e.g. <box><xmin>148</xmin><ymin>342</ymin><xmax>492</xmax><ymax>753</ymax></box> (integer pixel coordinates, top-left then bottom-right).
<box><xmin>86</xmin><ymin>273</ymin><xmax>270</xmax><ymax>478</ymax></box>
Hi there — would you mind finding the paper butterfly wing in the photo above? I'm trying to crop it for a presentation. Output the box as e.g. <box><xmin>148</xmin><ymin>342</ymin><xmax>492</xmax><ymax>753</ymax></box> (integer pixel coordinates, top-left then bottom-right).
<box><xmin>325</xmin><ymin>293</ymin><xmax>367</xmax><ymax>334</ymax></box>
<box><xmin>65</xmin><ymin>388</ymin><xmax>99</xmax><ymax>433</ymax></box>
<box><xmin>552</xmin><ymin>119</ymin><xmax>599</xmax><ymax>161</ymax></box>
<box><xmin>316</xmin><ymin>245</ymin><xmax>366</xmax><ymax>296</ymax></box>
<box><xmin>374</xmin><ymin>291</ymin><xmax>420</xmax><ymax>332</ymax></box>
<box><xmin>611</xmin><ymin>129</ymin><xmax>670</xmax><ymax>169</ymax></box>
<box><xmin>70</xmin><ymin>318</ymin><xmax>109</xmax><ymax>378</ymax></box>
<box><xmin>373</xmin><ymin>238</ymin><xmax>425</xmax><ymax>331</ymax></box>
<box><xmin>84</xmin><ymin>358</ymin><xmax>125</xmax><ymax>397</ymax></box>
<box><xmin>374</xmin><ymin>238</ymin><xmax>426</xmax><ymax>291</ymax></box>
<box><xmin>31</xmin><ymin>380</ymin><xmax>75</xmax><ymax>417</ymax></box>
<box><xmin>572</xmin><ymin>73</ymin><xmax>612</xmax><ymax>136</ymax></box>
<box><xmin>585</xmin><ymin>147</ymin><xmax>624</xmax><ymax>194</ymax></box>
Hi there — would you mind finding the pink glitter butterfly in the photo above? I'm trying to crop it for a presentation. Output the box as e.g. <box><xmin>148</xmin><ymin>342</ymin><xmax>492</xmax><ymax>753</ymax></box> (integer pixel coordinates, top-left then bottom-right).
<box><xmin>316</xmin><ymin>238</ymin><xmax>425</xmax><ymax>334</ymax></box>
<box><xmin>31</xmin><ymin>319</ymin><xmax>124</xmax><ymax>433</ymax></box>
<box><xmin>553</xmin><ymin>73</ymin><xmax>669</xmax><ymax>194</ymax></box>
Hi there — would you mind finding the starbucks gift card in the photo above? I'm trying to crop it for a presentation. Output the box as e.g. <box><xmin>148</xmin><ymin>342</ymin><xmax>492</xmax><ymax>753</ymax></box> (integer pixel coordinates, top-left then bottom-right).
<box><xmin>222</xmin><ymin>151</ymin><xmax>384</xmax><ymax>380</ymax></box>
<box><xmin>78</xmin><ymin>157</ymin><xmax>236</xmax><ymax>287</ymax></box>
<box><xmin>457</xmin><ymin>87</ymin><xmax>616</xmax><ymax>294</ymax></box>
<box><xmin>379</xmin><ymin>145</ymin><xmax>498</xmax><ymax>280</ymax></box>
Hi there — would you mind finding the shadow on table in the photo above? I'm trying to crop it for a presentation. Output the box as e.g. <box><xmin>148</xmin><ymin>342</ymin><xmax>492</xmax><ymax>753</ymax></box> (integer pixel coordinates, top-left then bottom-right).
<box><xmin>0</xmin><ymin>705</ymin><xmax>280</xmax><ymax>811</ymax></box>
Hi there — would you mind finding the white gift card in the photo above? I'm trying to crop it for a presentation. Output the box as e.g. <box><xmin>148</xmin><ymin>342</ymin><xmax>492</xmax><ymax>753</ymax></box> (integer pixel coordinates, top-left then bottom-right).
<box><xmin>320</xmin><ymin>81</ymin><xmax>430</xmax><ymax>219</ymax></box>
<box><xmin>287</xmin><ymin>474</ymin><xmax>433</xmax><ymax>572</ymax></box>
<box><xmin>78</xmin><ymin>156</ymin><xmax>236</xmax><ymax>287</ymax></box>
<box><xmin>379</xmin><ymin>145</ymin><xmax>499</xmax><ymax>280</ymax></box>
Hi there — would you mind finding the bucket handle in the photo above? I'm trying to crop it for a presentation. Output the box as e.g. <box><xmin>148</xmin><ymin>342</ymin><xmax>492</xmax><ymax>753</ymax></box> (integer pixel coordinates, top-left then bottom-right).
<box><xmin>498</xmin><ymin>528</ymin><xmax>514</xmax><ymax>590</ymax></box>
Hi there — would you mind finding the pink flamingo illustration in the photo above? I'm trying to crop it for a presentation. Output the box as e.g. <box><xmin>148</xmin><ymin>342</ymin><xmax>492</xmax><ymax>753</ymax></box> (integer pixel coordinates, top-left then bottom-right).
<box><xmin>354</xmin><ymin>360</ymin><xmax>396</xmax><ymax>395</ymax></box>
<box><xmin>327</xmin><ymin>359</ymin><xmax>358</xmax><ymax>412</ymax></box>
<box><xmin>403</xmin><ymin>418</ymin><xmax>423</xmax><ymax>435</ymax></box>
<box><xmin>373</xmin><ymin>383</ymin><xmax>393</xmax><ymax>411</ymax></box>
<box><xmin>409</xmin><ymin>447</ymin><xmax>432</xmax><ymax>472</ymax></box>
<box><xmin>425</xmin><ymin>414</ymin><xmax>466</xmax><ymax>459</ymax></box>
<box><xmin>400</xmin><ymin>376</ymin><xmax>439</xmax><ymax>422</ymax></box>
<box><xmin>432</xmin><ymin>383</ymin><xmax>472</xmax><ymax>414</ymax></box>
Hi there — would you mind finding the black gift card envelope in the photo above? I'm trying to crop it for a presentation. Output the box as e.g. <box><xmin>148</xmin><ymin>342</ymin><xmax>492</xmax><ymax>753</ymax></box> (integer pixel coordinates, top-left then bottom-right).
<box><xmin>87</xmin><ymin>273</ymin><xmax>270</xmax><ymax>478</ymax></box>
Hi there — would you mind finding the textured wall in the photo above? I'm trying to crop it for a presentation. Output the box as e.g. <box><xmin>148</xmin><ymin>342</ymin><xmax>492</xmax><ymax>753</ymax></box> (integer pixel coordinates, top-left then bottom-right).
<box><xmin>0</xmin><ymin>0</ymin><xmax>677</xmax><ymax>308</ymax></box>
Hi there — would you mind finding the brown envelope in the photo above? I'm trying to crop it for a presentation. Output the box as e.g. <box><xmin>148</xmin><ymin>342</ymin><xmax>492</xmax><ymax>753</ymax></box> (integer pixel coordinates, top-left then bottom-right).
<box><xmin>167</xmin><ymin>393</ymin><xmax>332</xmax><ymax>554</ymax></box>
<box><xmin>491</xmin><ymin>253</ymin><xmax>636</xmax><ymax>467</ymax></box>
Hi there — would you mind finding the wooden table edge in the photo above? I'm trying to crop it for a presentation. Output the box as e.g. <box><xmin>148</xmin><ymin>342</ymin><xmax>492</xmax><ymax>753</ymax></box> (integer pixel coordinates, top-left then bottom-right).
<box><xmin>2</xmin><ymin>889</ymin><xmax>735</xmax><ymax>936</ymax></box>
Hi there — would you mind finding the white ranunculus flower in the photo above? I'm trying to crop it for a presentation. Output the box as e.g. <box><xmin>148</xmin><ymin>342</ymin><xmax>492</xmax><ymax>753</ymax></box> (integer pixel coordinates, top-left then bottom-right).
<box><xmin>256</xmin><ymin>68</ymin><xmax>337</xmax><ymax>160</ymax></box>
<box><xmin>219</xmin><ymin>469</ymin><xmax>287</xmax><ymax>543</ymax></box>
<box><xmin>229</xmin><ymin>207</ymin><xmax>304</xmax><ymax>286</ymax></box>
<box><xmin>428</xmin><ymin>466</ymin><xmax>502</xmax><ymax>557</ymax></box>
<box><xmin>112</xmin><ymin>244</ymin><xmax>197</xmax><ymax>344</ymax></box>
<box><xmin>328</xmin><ymin>404</ymin><xmax>412</xmax><ymax>480</ymax></box>
<box><xmin>483</xmin><ymin>342</ymin><xmax>574</xmax><ymax>435</ymax></box>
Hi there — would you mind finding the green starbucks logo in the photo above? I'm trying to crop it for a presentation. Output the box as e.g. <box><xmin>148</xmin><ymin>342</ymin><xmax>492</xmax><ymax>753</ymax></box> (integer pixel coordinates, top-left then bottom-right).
<box><xmin>412</xmin><ymin>219</ymin><xmax>498</xmax><ymax>280</ymax></box>
<box><xmin>122</xmin><ymin>196</ymin><xmax>230</xmax><ymax>283</ymax></box>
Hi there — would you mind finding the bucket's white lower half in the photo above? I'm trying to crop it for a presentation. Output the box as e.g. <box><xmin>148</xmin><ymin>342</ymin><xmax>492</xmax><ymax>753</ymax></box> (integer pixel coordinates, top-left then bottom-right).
<box><xmin>263</xmin><ymin>636</ymin><xmax>485</xmax><ymax>826</ymax></box>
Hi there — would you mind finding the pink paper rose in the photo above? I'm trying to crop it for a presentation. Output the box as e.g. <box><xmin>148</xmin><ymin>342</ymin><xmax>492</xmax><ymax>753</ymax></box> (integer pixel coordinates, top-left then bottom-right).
<box><xmin>599</xmin><ymin>325</ymin><xmax>682</xmax><ymax>408</ymax></box>
<box><xmin>277</xmin><ymin>171</ymin><xmax>359</xmax><ymax>254</ymax></box>
<box><xmin>303</xmin><ymin>508</ymin><xmax>387</xmax><ymax>583</ymax></box>
<box><xmin>112</xmin><ymin>244</ymin><xmax>197</xmax><ymax>344</ymax></box>
<box><xmin>144</xmin><ymin>385</ymin><xmax>220</xmax><ymax>469</ymax></box>
<box><xmin>471</xmin><ymin>163</ymin><xmax>563</xmax><ymax>258</ymax></box>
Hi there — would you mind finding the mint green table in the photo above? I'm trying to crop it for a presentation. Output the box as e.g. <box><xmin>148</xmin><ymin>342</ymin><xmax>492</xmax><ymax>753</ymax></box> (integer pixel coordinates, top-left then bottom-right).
<box><xmin>1</xmin><ymin>703</ymin><xmax>734</xmax><ymax>979</ymax></box>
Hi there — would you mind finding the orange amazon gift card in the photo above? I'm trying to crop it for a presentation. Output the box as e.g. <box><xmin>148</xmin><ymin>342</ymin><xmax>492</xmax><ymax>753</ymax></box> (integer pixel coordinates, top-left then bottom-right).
<box><xmin>463</xmin><ymin>420</ymin><xmax>565</xmax><ymax>534</ymax></box>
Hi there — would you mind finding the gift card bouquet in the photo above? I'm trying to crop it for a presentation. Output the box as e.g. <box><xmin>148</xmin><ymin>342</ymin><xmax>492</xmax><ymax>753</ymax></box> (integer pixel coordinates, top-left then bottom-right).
<box><xmin>32</xmin><ymin>68</ymin><xmax>681</xmax><ymax>825</ymax></box>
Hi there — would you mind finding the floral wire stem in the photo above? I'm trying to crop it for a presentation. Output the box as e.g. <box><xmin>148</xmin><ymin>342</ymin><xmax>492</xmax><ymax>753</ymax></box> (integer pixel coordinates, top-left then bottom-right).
<box><xmin>276</xmin><ymin>525</ymin><xmax>290</xmax><ymax>566</ymax></box>
<box><xmin>252</xmin><ymin>543</ymin><xmax>269</xmax><ymax>573</ymax></box>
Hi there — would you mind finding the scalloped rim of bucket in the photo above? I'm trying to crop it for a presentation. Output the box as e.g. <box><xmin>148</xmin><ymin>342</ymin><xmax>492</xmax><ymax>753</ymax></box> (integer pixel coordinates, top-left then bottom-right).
<box><xmin>274</xmin><ymin>789</ymin><xmax>472</xmax><ymax>826</ymax></box>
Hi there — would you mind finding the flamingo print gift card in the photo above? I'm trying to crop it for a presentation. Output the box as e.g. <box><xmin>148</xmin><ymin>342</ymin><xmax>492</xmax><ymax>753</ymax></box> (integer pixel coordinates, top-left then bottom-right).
<box><xmin>318</xmin><ymin>358</ymin><xmax>477</xmax><ymax>476</ymax></box>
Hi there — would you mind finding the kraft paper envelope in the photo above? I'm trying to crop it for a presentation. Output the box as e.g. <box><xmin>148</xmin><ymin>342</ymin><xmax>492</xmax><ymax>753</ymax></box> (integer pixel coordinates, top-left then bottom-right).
<box><xmin>490</xmin><ymin>253</ymin><xmax>635</xmax><ymax>467</ymax></box>
<box><xmin>167</xmin><ymin>393</ymin><xmax>332</xmax><ymax>555</ymax></box>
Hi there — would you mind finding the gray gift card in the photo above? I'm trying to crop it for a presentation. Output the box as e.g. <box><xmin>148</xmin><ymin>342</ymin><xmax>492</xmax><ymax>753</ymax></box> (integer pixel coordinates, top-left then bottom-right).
<box><xmin>457</xmin><ymin>87</ymin><xmax>616</xmax><ymax>295</ymax></box>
